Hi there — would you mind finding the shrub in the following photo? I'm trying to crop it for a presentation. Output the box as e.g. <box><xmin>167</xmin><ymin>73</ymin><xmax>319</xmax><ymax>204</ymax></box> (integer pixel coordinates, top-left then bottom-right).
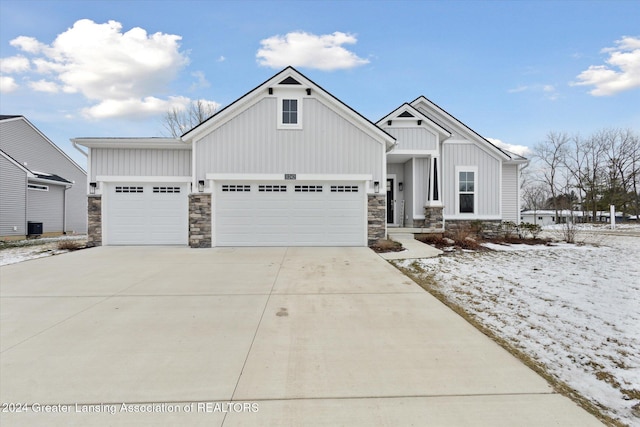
<box><xmin>57</xmin><ymin>240</ymin><xmax>85</xmax><ymax>251</ymax></box>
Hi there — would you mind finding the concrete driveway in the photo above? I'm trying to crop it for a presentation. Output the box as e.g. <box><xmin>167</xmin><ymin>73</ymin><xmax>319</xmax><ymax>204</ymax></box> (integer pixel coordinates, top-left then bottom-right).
<box><xmin>0</xmin><ymin>246</ymin><xmax>601</xmax><ymax>426</ymax></box>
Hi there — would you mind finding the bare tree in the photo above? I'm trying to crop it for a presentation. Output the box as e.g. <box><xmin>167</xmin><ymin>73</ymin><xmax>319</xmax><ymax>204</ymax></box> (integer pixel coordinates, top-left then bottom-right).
<box><xmin>533</xmin><ymin>132</ymin><xmax>570</xmax><ymax>223</ymax></box>
<box><xmin>162</xmin><ymin>100</ymin><xmax>218</xmax><ymax>137</ymax></box>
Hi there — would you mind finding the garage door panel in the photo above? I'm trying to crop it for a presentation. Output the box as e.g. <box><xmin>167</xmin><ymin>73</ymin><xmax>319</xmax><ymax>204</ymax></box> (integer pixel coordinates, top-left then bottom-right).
<box><xmin>215</xmin><ymin>181</ymin><xmax>365</xmax><ymax>246</ymax></box>
<box><xmin>106</xmin><ymin>183</ymin><xmax>188</xmax><ymax>245</ymax></box>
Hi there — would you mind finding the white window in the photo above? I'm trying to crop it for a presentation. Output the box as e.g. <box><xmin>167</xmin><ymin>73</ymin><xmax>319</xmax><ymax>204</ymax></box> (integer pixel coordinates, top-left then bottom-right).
<box><xmin>277</xmin><ymin>96</ymin><xmax>302</xmax><ymax>129</ymax></box>
<box><xmin>455</xmin><ymin>167</ymin><xmax>477</xmax><ymax>214</ymax></box>
<box><xmin>282</xmin><ymin>99</ymin><xmax>297</xmax><ymax>124</ymax></box>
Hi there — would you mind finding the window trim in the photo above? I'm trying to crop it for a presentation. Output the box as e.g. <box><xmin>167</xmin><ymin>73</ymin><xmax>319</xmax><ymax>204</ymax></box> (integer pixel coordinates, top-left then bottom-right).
<box><xmin>277</xmin><ymin>96</ymin><xmax>303</xmax><ymax>130</ymax></box>
<box><xmin>455</xmin><ymin>166</ymin><xmax>477</xmax><ymax>215</ymax></box>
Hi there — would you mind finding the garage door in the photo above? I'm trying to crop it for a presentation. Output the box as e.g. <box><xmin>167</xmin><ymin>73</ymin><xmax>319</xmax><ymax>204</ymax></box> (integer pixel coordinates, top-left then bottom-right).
<box><xmin>215</xmin><ymin>182</ymin><xmax>365</xmax><ymax>246</ymax></box>
<box><xmin>105</xmin><ymin>183</ymin><xmax>188</xmax><ymax>245</ymax></box>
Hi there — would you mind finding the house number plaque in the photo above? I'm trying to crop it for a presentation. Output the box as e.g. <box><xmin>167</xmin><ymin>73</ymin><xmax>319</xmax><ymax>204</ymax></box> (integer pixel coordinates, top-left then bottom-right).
<box><xmin>284</xmin><ymin>174</ymin><xmax>297</xmax><ymax>180</ymax></box>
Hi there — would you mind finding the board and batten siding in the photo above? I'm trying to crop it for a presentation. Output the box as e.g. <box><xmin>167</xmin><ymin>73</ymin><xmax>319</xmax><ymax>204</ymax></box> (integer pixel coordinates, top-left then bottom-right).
<box><xmin>413</xmin><ymin>158</ymin><xmax>430</xmax><ymax>217</ymax></box>
<box><xmin>195</xmin><ymin>98</ymin><xmax>384</xmax><ymax>182</ymax></box>
<box><xmin>403</xmin><ymin>159</ymin><xmax>414</xmax><ymax>222</ymax></box>
<box><xmin>0</xmin><ymin>118</ymin><xmax>87</xmax><ymax>233</ymax></box>
<box><xmin>385</xmin><ymin>127</ymin><xmax>437</xmax><ymax>151</ymax></box>
<box><xmin>442</xmin><ymin>142</ymin><xmax>500</xmax><ymax>217</ymax></box>
<box><xmin>91</xmin><ymin>148</ymin><xmax>192</xmax><ymax>180</ymax></box>
<box><xmin>27</xmin><ymin>185</ymin><xmax>64</xmax><ymax>233</ymax></box>
<box><xmin>0</xmin><ymin>155</ymin><xmax>27</xmax><ymax>236</ymax></box>
<box><xmin>501</xmin><ymin>164</ymin><xmax>519</xmax><ymax>223</ymax></box>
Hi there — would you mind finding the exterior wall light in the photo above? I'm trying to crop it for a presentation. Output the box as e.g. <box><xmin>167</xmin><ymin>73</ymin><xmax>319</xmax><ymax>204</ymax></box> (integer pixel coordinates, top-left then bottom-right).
<box><xmin>399</xmin><ymin>182</ymin><xmax>403</xmax><ymax>191</ymax></box>
<box><xmin>198</xmin><ymin>180</ymin><xmax>205</xmax><ymax>192</ymax></box>
<box><xmin>374</xmin><ymin>181</ymin><xmax>380</xmax><ymax>193</ymax></box>
<box><xmin>89</xmin><ymin>182</ymin><xmax>97</xmax><ymax>195</ymax></box>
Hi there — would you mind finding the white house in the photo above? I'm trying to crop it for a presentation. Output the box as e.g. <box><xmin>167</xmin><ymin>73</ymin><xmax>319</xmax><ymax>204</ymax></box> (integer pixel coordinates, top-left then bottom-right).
<box><xmin>73</xmin><ymin>67</ymin><xmax>526</xmax><ymax>247</ymax></box>
<box><xmin>0</xmin><ymin>115</ymin><xmax>87</xmax><ymax>239</ymax></box>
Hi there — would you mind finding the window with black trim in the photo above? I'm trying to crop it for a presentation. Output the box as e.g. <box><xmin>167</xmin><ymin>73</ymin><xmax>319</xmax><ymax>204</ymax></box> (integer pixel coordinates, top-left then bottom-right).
<box><xmin>116</xmin><ymin>186</ymin><xmax>143</xmax><ymax>193</ymax></box>
<box><xmin>295</xmin><ymin>185</ymin><xmax>322</xmax><ymax>192</ymax></box>
<box><xmin>222</xmin><ymin>184</ymin><xmax>250</xmax><ymax>192</ymax></box>
<box><xmin>330</xmin><ymin>185</ymin><xmax>358</xmax><ymax>193</ymax></box>
<box><xmin>259</xmin><ymin>185</ymin><xmax>287</xmax><ymax>192</ymax></box>
<box><xmin>282</xmin><ymin>99</ymin><xmax>298</xmax><ymax>124</ymax></box>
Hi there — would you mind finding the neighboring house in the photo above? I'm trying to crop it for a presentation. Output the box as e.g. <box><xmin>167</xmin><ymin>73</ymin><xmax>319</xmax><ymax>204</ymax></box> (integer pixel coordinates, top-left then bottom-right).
<box><xmin>73</xmin><ymin>67</ymin><xmax>526</xmax><ymax>248</ymax></box>
<box><xmin>520</xmin><ymin>210</ymin><xmax>588</xmax><ymax>226</ymax></box>
<box><xmin>0</xmin><ymin>116</ymin><xmax>87</xmax><ymax>238</ymax></box>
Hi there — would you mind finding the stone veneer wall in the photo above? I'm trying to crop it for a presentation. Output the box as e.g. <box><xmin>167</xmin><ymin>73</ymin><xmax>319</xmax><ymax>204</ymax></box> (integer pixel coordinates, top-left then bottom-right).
<box><xmin>189</xmin><ymin>193</ymin><xmax>212</xmax><ymax>248</ymax></box>
<box><xmin>445</xmin><ymin>219</ymin><xmax>502</xmax><ymax>238</ymax></box>
<box><xmin>87</xmin><ymin>195</ymin><xmax>102</xmax><ymax>247</ymax></box>
<box><xmin>367</xmin><ymin>194</ymin><xmax>386</xmax><ymax>246</ymax></box>
<box><xmin>424</xmin><ymin>206</ymin><xmax>444</xmax><ymax>230</ymax></box>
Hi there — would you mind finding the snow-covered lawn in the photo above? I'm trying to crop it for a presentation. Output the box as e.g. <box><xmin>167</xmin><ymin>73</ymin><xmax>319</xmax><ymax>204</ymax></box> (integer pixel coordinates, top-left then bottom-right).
<box><xmin>397</xmin><ymin>231</ymin><xmax>640</xmax><ymax>426</ymax></box>
<box><xmin>0</xmin><ymin>235</ymin><xmax>87</xmax><ymax>266</ymax></box>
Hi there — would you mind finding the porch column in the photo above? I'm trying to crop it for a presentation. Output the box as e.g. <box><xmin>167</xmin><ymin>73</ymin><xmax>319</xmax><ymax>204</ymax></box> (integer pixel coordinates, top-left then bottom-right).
<box><xmin>428</xmin><ymin>156</ymin><xmax>442</xmax><ymax>206</ymax></box>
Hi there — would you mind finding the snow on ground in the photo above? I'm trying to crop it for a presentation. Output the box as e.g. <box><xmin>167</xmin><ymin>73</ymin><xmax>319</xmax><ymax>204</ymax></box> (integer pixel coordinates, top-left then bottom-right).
<box><xmin>0</xmin><ymin>235</ymin><xmax>87</xmax><ymax>266</ymax></box>
<box><xmin>398</xmin><ymin>231</ymin><xmax>640</xmax><ymax>426</ymax></box>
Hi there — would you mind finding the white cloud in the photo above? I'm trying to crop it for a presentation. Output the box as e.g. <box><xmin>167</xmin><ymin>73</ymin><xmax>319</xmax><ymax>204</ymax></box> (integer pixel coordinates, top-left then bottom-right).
<box><xmin>572</xmin><ymin>36</ymin><xmax>640</xmax><ymax>96</ymax></box>
<box><xmin>0</xmin><ymin>76</ymin><xmax>19</xmax><ymax>93</ymax></box>
<box><xmin>257</xmin><ymin>31</ymin><xmax>369</xmax><ymax>70</ymax></box>
<box><xmin>190</xmin><ymin>71</ymin><xmax>210</xmax><ymax>90</ymax></box>
<box><xmin>217</xmin><ymin>55</ymin><xmax>225</xmax><ymax>62</ymax></box>
<box><xmin>29</xmin><ymin>79</ymin><xmax>60</xmax><ymax>93</ymax></box>
<box><xmin>487</xmin><ymin>138</ymin><xmax>531</xmax><ymax>157</ymax></box>
<box><xmin>0</xmin><ymin>55</ymin><xmax>30</xmax><ymax>73</ymax></box>
<box><xmin>508</xmin><ymin>83</ymin><xmax>559</xmax><ymax>100</ymax></box>
<box><xmin>8</xmin><ymin>19</ymin><xmax>200</xmax><ymax>119</ymax></box>
<box><xmin>81</xmin><ymin>95</ymin><xmax>192</xmax><ymax>119</ymax></box>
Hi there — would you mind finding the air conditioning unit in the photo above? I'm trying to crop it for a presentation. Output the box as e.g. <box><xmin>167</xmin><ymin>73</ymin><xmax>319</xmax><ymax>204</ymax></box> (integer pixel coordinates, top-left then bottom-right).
<box><xmin>27</xmin><ymin>221</ymin><xmax>43</xmax><ymax>236</ymax></box>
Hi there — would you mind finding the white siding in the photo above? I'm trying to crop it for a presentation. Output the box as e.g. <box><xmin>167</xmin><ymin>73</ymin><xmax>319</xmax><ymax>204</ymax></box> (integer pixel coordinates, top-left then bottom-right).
<box><xmin>91</xmin><ymin>148</ymin><xmax>192</xmax><ymax>179</ymax></box>
<box><xmin>502</xmin><ymin>164</ymin><xmax>519</xmax><ymax>223</ymax></box>
<box><xmin>196</xmin><ymin>98</ymin><xmax>384</xmax><ymax>183</ymax></box>
<box><xmin>443</xmin><ymin>142</ymin><xmax>500</xmax><ymax>217</ymax></box>
<box><xmin>0</xmin><ymin>155</ymin><xmax>27</xmax><ymax>236</ymax></box>
<box><xmin>404</xmin><ymin>159</ymin><xmax>414</xmax><ymax>221</ymax></box>
<box><xmin>386</xmin><ymin>127</ymin><xmax>437</xmax><ymax>151</ymax></box>
<box><xmin>414</xmin><ymin>158</ymin><xmax>430</xmax><ymax>217</ymax></box>
<box><xmin>0</xmin><ymin>118</ymin><xmax>87</xmax><ymax>233</ymax></box>
<box><xmin>27</xmin><ymin>185</ymin><xmax>64</xmax><ymax>233</ymax></box>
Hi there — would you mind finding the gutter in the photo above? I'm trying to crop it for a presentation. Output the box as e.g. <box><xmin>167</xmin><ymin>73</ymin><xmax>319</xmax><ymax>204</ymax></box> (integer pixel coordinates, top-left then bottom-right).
<box><xmin>72</xmin><ymin>140</ymin><xmax>88</xmax><ymax>157</ymax></box>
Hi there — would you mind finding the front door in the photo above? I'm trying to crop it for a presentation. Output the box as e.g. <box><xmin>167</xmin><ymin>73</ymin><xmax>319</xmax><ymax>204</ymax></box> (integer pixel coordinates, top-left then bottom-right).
<box><xmin>386</xmin><ymin>178</ymin><xmax>394</xmax><ymax>223</ymax></box>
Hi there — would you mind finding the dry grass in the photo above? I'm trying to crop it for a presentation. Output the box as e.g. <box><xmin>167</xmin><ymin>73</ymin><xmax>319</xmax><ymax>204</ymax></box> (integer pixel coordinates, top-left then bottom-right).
<box><xmin>393</xmin><ymin>260</ymin><xmax>624</xmax><ymax>427</ymax></box>
<box><xmin>56</xmin><ymin>240</ymin><xmax>86</xmax><ymax>251</ymax></box>
<box><xmin>369</xmin><ymin>238</ymin><xmax>404</xmax><ymax>253</ymax></box>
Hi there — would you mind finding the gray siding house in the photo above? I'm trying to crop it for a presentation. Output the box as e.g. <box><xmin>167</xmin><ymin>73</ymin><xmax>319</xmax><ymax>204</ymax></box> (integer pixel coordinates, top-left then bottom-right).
<box><xmin>0</xmin><ymin>116</ymin><xmax>87</xmax><ymax>238</ymax></box>
<box><xmin>74</xmin><ymin>67</ymin><xmax>526</xmax><ymax>247</ymax></box>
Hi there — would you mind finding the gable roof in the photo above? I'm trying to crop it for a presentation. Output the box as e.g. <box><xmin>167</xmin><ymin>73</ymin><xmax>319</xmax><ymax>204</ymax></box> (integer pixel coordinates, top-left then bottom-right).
<box><xmin>410</xmin><ymin>96</ymin><xmax>526</xmax><ymax>162</ymax></box>
<box><xmin>0</xmin><ymin>149</ymin><xmax>73</xmax><ymax>185</ymax></box>
<box><xmin>376</xmin><ymin>103</ymin><xmax>452</xmax><ymax>140</ymax></box>
<box><xmin>181</xmin><ymin>66</ymin><xmax>396</xmax><ymax>150</ymax></box>
<box><xmin>0</xmin><ymin>115</ymin><xmax>87</xmax><ymax>174</ymax></box>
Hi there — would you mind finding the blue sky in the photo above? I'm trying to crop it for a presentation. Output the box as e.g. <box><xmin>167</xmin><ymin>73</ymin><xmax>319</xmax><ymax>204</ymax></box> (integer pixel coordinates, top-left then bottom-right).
<box><xmin>1</xmin><ymin>0</ymin><xmax>638</xmax><ymax>168</ymax></box>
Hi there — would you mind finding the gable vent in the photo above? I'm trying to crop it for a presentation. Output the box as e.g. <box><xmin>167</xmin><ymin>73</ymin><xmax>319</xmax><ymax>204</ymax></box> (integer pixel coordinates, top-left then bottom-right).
<box><xmin>280</xmin><ymin>76</ymin><xmax>301</xmax><ymax>85</ymax></box>
<box><xmin>398</xmin><ymin>111</ymin><xmax>414</xmax><ymax>117</ymax></box>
